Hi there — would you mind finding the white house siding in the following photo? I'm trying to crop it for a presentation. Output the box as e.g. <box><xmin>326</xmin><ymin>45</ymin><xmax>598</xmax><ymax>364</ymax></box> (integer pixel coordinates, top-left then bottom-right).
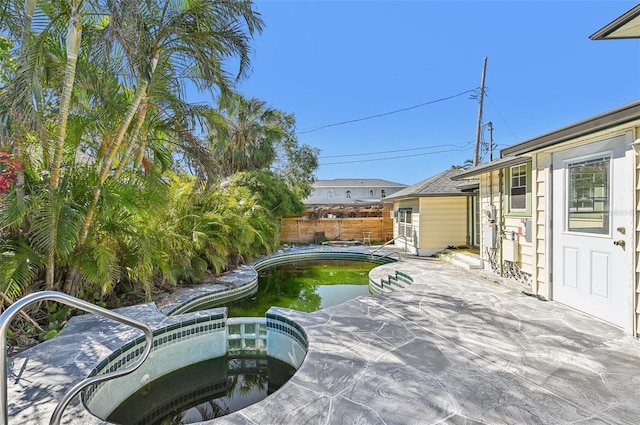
<box><xmin>304</xmin><ymin>180</ymin><xmax>407</xmax><ymax>204</ymax></box>
<box><xmin>635</xmin><ymin>126</ymin><xmax>640</xmax><ymax>336</ymax></box>
<box><xmin>478</xmin><ymin>173</ymin><xmax>501</xmax><ymax>268</ymax></box>
<box><xmin>418</xmin><ymin>197</ymin><xmax>468</xmax><ymax>256</ymax></box>
<box><xmin>502</xmin><ymin>217</ymin><xmax>534</xmax><ymax>276</ymax></box>
<box><xmin>533</xmin><ymin>153</ymin><xmax>549</xmax><ymax>298</ymax></box>
<box><xmin>471</xmin><ymin>110</ymin><xmax>640</xmax><ymax>335</ymax></box>
<box><xmin>529</xmin><ymin>128</ymin><xmax>637</xmax><ymax>334</ymax></box>
<box><xmin>476</xmin><ymin>170</ymin><xmax>534</xmax><ymax>287</ymax></box>
<box><xmin>393</xmin><ymin>199</ymin><xmax>420</xmax><ymax>255</ymax></box>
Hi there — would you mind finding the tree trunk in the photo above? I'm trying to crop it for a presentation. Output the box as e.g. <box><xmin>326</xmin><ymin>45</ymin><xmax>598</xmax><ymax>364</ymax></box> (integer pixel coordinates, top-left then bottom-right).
<box><xmin>133</xmin><ymin>129</ymin><xmax>149</xmax><ymax>171</ymax></box>
<box><xmin>114</xmin><ymin>97</ymin><xmax>148</xmax><ymax>179</ymax></box>
<box><xmin>50</xmin><ymin>5</ymin><xmax>82</xmax><ymax>191</ymax></box>
<box><xmin>47</xmin><ymin>4</ymin><xmax>82</xmax><ymax>291</ymax></box>
<box><xmin>63</xmin><ymin>50</ymin><xmax>158</xmax><ymax>294</ymax></box>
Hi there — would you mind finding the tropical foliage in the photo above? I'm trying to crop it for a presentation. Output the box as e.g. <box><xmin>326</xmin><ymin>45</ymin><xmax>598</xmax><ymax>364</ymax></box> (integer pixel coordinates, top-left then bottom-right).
<box><xmin>0</xmin><ymin>0</ymin><xmax>318</xmax><ymax>342</ymax></box>
<box><xmin>230</xmin><ymin>170</ymin><xmax>306</xmax><ymax>218</ymax></box>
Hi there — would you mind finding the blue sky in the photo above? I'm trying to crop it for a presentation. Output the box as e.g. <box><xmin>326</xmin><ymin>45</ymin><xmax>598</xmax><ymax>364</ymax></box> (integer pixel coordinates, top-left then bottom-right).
<box><xmin>232</xmin><ymin>0</ymin><xmax>640</xmax><ymax>186</ymax></box>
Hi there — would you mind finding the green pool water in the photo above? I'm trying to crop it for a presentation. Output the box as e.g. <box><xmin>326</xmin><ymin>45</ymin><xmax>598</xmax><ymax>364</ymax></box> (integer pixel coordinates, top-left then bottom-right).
<box><xmin>227</xmin><ymin>260</ymin><xmax>376</xmax><ymax>317</ymax></box>
<box><xmin>105</xmin><ymin>260</ymin><xmax>377</xmax><ymax>424</ymax></box>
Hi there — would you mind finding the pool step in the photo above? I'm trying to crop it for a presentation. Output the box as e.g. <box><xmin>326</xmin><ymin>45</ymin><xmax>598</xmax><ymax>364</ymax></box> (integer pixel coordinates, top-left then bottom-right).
<box><xmin>442</xmin><ymin>252</ymin><xmax>483</xmax><ymax>270</ymax></box>
<box><xmin>371</xmin><ymin>270</ymin><xmax>414</xmax><ymax>294</ymax></box>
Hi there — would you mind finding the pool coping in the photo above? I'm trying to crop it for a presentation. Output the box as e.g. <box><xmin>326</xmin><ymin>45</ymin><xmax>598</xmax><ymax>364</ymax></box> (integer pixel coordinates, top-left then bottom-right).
<box><xmin>7</xmin><ymin>246</ymin><xmax>640</xmax><ymax>424</ymax></box>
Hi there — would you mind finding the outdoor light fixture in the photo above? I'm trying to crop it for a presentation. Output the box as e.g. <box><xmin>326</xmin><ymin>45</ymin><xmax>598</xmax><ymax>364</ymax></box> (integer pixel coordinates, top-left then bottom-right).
<box><xmin>632</xmin><ymin>138</ymin><xmax>640</xmax><ymax>155</ymax></box>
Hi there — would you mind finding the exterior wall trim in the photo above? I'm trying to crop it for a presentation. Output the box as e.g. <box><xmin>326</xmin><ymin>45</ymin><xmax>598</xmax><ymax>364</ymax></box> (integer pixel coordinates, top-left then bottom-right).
<box><xmin>502</xmin><ymin>101</ymin><xmax>640</xmax><ymax>157</ymax></box>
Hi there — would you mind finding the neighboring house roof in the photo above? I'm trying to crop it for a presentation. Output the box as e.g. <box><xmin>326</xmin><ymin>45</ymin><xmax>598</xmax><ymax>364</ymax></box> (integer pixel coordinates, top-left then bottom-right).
<box><xmin>452</xmin><ymin>156</ymin><xmax>531</xmax><ymax>180</ymax></box>
<box><xmin>385</xmin><ymin>169</ymin><xmax>477</xmax><ymax>200</ymax></box>
<box><xmin>501</xmin><ymin>100</ymin><xmax>640</xmax><ymax>157</ymax></box>
<box><xmin>312</xmin><ymin>179</ymin><xmax>408</xmax><ymax>188</ymax></box>
<box><xmin>590</xmin><ymin>4</ymin><xmax>640</xmax><ymax>40</ymax></box>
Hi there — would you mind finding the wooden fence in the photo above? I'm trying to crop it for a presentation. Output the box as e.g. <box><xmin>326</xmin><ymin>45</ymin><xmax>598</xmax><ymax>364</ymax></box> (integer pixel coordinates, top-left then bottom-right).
<box><xmin>280</xmin><ymin>217</ymin><xmax>394</xmax><ymax>244</ymax></box>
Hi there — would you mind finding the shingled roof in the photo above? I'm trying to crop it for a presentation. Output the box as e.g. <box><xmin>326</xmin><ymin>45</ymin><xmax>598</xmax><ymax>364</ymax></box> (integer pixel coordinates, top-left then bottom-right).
<box><xmin>385</xmin><ymin>169</ymin><xmax>477</xmax><ymax>200</ymax></box>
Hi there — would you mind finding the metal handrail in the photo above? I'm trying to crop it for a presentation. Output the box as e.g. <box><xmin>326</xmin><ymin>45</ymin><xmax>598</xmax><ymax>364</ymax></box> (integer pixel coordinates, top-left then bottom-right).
<box><xmin>370</xmin><ymin>235</ymin><xmax>408</xmax><ymax>259</ymax></box>
<box><xmin>0</xmin><ymin>291</ymin><xmax>154</xmax><ymax>425</ymax></box>
<box><xmin>380</xmin><ymin>250</ymin><xmax>401</xmax><ymax>261</ymax></box>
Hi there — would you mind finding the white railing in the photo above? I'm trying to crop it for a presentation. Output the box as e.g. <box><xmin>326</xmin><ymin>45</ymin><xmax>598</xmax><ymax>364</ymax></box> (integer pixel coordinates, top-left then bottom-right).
<box><xmin>370</xmin><ymin>235</ymin><xmax>408</xmax><ymax>259</ymax></box>
<box><xmin>0</xmin><ymin>291</ymin><xmax>153</xmax><ymax>425</ymax></box>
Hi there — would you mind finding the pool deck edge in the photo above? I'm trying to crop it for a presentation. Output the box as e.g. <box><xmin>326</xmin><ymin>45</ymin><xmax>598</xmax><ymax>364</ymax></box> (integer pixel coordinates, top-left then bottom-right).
<box><xmin>7</xmin><ymin>246</ymin><xmax>640</xmax><ymax>424</ymax></box>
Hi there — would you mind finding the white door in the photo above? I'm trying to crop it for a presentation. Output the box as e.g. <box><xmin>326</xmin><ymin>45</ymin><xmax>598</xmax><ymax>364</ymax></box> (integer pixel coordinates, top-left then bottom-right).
<box><xmin>552</xmin><ymin>133</ymin><xmax>633</xmax><ymax>329</ymax></box>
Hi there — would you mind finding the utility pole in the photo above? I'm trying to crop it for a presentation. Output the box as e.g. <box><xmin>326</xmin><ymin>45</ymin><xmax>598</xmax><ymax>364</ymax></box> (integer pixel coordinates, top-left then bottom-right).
<box><xmin>473</xmin><ymin>56</ymin><xmax>488</xmax><ymax>166</ymax></box>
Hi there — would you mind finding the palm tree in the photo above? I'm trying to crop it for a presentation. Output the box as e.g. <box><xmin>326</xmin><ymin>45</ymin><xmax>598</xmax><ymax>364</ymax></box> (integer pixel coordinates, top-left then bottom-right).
<box><xmin>208</xmin><ymin>94</ymin><xmax>281</xmax><ymax>177</ymax></box>
<box><xmin>63</xmin><ymin>0</ymin><xmax>264</xmax><ymax>293</ymax></box>
<box><xmin>1</xmin><ymin>0</ymin><xmax>264</xmax><ymax>297</ymax></box>
<box><xmin>0</xmin><ymin>0</ymin><xmax>82</xmax><ymax>289</ymax></box>
<box><xmin>207</xmin><ymin>95</ymin><xmax>319</xmax><ymax>198</ymax></box>
<box><xmin>451</xmin><ymin>159</ymin><xmax>475</xmax><ymax>170</ymax></box>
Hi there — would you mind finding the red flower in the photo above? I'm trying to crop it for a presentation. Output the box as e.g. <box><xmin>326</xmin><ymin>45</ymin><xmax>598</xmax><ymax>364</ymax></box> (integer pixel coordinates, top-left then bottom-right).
<box><xmin>0</xmin><ymin>152</ymin><xmax>20</xmax><ymax>195</ymax></box>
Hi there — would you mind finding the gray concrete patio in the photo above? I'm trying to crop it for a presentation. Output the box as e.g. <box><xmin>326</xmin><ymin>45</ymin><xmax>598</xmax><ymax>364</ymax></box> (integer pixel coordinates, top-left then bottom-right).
<box><xmin>6</xmin><ymin>251</ymin><xmax>640</xmax><ymax>424</ymax></box>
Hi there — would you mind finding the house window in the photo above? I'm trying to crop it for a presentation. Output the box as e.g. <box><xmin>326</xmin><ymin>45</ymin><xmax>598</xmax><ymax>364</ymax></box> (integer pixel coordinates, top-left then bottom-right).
<box><xmin>398</xmin><ymin>208</ymin><xmax>412</xmax><ymax>238</ymax></box>
<box><xmin>509</xmin><ymin>164</ymin><xmax>527</xmax><ymax>211</ymax></box>
<box><xmin>346</xmin><ymin>190</ymin><xmax>351</xmax><ymax>199</ymax></box>
<box><xmin>381</xmin><ymin>189</ymin><xmax>386</xmax><ymax>198</ymax></box>
<box><xmin>567</xmin><ymin>156</ymin><xmax>610</xmax><ymax>234</ymax></box>
<box><xmin>369</xmin><ymin>189</ymin><xmax>374</xmax><ymax>197</ymax></box>
<box><xmin>328</xmin><ymin>189</ymin><xmax>334</xmax><ymax>199</ymax></box>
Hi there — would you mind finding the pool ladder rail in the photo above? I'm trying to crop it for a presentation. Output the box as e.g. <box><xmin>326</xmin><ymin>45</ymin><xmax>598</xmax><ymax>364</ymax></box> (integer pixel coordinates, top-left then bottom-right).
<box><xmin>370</xmin><ymin>235</ymin><xmax>409</xmax><ymax>260</ymax></box>
<box><xmin>0</xmin><ymin>291</ymin><xmax>154</xmax><ymax>425</ymax></box>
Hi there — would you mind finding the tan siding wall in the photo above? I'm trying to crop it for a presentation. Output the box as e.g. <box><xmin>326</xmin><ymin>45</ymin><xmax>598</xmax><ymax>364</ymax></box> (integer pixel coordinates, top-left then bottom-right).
<box><xmin>635</xmin><ymin>126</ymin><xmax>640</xmax><ymax>336</ymax></box>
<box><xmin>419</xmin><ymin>197</ymin><xmax>468</xmax><ymax>253</ymax></box>
<box><xmin>533</xmin><ymin>152</ymin><xmax>548</xmax><ymax>298</ymax></box>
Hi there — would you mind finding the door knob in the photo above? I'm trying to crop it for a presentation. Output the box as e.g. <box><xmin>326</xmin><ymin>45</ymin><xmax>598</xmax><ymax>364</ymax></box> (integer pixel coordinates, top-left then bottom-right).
<box><xmin>613</xmin><ymin>240</ymin><xmax>625</xmax><ymax>248</ymax></box>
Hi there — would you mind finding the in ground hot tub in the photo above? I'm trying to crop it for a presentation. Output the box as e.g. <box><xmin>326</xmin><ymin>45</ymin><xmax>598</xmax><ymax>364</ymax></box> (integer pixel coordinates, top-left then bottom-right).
<box><xmin>82</xmin><ymin>310</ymin><xmax>307</xmax><ymax>424</ymax></box>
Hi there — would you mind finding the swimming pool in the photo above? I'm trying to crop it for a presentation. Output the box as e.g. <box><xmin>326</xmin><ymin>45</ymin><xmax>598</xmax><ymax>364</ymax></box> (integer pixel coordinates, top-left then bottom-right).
<box><xmin>82</xmin><ymin>250</ymin><xmax>397</xmax><ymax>423</ymax></box>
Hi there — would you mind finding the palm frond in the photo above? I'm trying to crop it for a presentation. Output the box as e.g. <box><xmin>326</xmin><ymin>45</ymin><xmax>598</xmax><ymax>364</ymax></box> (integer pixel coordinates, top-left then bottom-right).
<box><xmin>74</xmin><ymin>242</ymin><xmax>120</xmax><ymax>295</ymax></box>
<box><xmin>27</xmin><ymin>194</ymin><xmax>82</xmax><ymax>259</ymax></box>
<box><xmin>0</xmin><ymin>241</ymin><xmax>45</xmax><ymax>300</ymax></box>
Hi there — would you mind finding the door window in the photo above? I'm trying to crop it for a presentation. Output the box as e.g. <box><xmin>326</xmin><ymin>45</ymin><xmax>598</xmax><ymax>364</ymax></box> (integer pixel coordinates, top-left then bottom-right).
<box><xmin>567</xmin><ymin>156</ymin><xmax>610</xmax><ymax>235</ymax></box>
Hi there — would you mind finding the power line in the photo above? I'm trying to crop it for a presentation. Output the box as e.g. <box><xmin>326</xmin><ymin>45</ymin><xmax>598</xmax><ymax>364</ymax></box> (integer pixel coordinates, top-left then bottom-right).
<box><xmin>320</xmin><ymin>143</ymin><xmax>473</xmax><ymax>165</ymax></box>
<box><xmin>319</xmin><ymin>143</ymin><xmax>470</xmax><ymax>159</ymax></box>
<box><xmin>485</xmin><ymin>91</ymin><xmax>519</xmax><ymax>143</ymax></box>
<box><xmin>297</xmin><ymin>89</ymin><xmax>477</xmax><ymax>135</ymax></box>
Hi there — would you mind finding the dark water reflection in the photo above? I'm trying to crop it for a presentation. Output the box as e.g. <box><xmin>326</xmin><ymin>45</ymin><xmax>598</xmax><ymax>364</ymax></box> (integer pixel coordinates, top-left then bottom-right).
<box><xmin>107</xmin><ymin>356</ymin><xmax>295</xmax><ymax>425</ymax></box>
